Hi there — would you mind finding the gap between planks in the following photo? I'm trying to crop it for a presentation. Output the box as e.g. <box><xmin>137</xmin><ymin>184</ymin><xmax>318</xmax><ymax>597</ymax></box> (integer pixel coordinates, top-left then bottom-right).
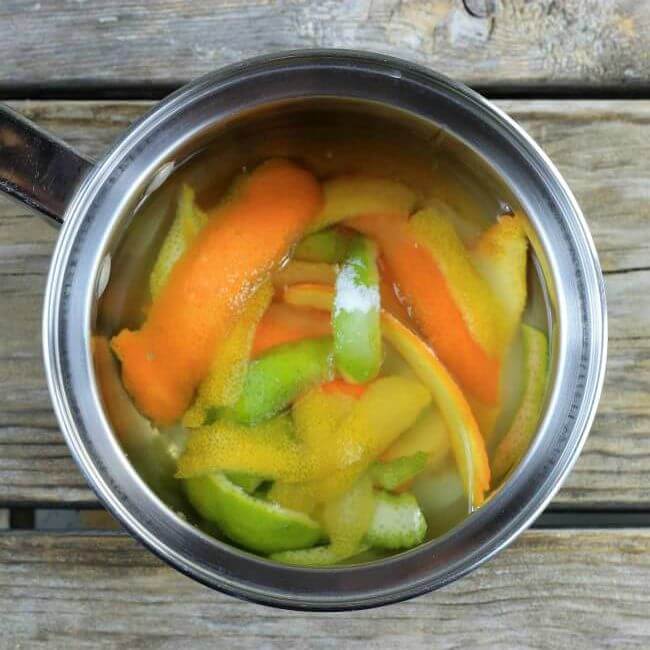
<box><xmin>4</xmin><ymin>84</ymin><xmax>650</xmax><ymax>103</ymax></box>
<box><xmin>0</xmin><ymin>528</ymin><xmax>648</xmax><ymax>648</ymax></box>
<box><xmin>1</xmin><ymin>0</ymin><xmax>650</xmax><ymax>92</ymax></box>
<box><xmin>2</xmin><ymin>508</ymin><xmax>650</xmax><ymax>533</ymax></box>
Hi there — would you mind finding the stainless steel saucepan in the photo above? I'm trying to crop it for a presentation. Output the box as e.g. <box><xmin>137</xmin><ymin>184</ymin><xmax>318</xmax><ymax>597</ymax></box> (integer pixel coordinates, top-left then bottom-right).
<box><xmin>0</xmin><ymin>51</ymin><xmax>606</xmax><ymax>610</ymax></box>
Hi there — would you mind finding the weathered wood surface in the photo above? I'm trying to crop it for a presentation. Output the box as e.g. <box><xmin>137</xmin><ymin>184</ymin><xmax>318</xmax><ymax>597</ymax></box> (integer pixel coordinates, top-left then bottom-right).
<box><xmin>0</xmin><ymin>1</ymin><xmax>649</xmax><ymax>90</ymax></box>
<box><xmin>0</xmin><ymin>529</ymin><xmax>647</xmax><ymax>648</ymax></box>
<box><xmin>0</xmin><ymin>100</ymin><xmax>649</xmax><ymax>507</ymax></box>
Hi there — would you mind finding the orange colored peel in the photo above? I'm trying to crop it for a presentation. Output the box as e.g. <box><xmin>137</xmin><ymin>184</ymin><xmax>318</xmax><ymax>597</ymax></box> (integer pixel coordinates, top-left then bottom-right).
<box><xmin>111</xmin><ymin>160</ymin><xmax>322</xmax><ymax>424</ymax></box>
<box><xmin>251</xmin><ymin>302</ymin><xmax>331</xmax><ymax>357</ymax></box>
<box><xmin>378</xmin><ymin>258</ymin><xmax>412</xmax><ymax>325</ymax></box>
<box><xmin>350</xmin><ymin>213</ymin><xmax>501</xmax><ymax>405</ymax></box>
<box><xmin>409</xmin><ymin>208</ymin><xmax>502</xmax><ymax>356</ymax></box>
<box><xmin>321</xmin><ymin>379</ymin><xmax>367</xmax><ymax>398</ymax></box>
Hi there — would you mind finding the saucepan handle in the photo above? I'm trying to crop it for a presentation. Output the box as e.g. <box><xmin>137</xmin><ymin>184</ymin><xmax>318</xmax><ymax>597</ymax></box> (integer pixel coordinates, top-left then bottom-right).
<box><xmin>0</xmin><ymin>103</ymin><xmax>93</xmax><ymax>227</ymax></box>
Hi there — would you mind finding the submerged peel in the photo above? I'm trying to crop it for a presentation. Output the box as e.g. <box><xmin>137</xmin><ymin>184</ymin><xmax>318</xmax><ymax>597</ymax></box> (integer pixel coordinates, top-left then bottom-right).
<box><xmin>365</xmin><ymin>490</ymin><xmax>427</xmax><ymax>550</ymax></box>
<box><xmin>183</xmin><ymin>281</ymin><xmax>273</xmax><ymax>428</ymax></box>
<box><xmin>379</xmin><ymin>259</ymin><xmax>412</xmax><ymax>325</ymax></box>
<box><xmin>177</xmin><ymin>414</ymin><xmax>301</xmax><ymax>481</ymax></box>
<box><xmin>409</xmin><ymin>207</ymin><xmax>503</xmax><ymax>356</ymax></box>
<box><xmin>492</xmin><ymin>324</ymin><xmax>548</xmax><ymax>482</ymax></box>
<box><xmin>333</xmin><ymin>235</ymin><xmax>382</xmax><ymax>383</ymax></box>
<box><xmin>272</xmin><ymin>474</ymin><xmax>375</xmax><ymax>566</ymax></box>
<box><xmin>268</xmin><ymin>380</ymin><xmax>399</xmax><ymax>511</ymax></box>
<box><xmin>185</xmin><ymin>472</ymin><xmax>323</xmax><ymax>554</ymax></box>
<box><xmin>272</xmin><ymin>260</ymin><xmax>338</xmax><ymax>291</ymax></box>
<box><xmin>294</xmin><ymin>227</ymin><xmax>352</xmax><ymax>263</ymax></box>
<box><xmin>225</xmin><ymin>336</ymin><xmax>335</xmax><ymax>426</ymax></box>
<box><xmin>149</xmin><ymin>184</ymin><xmax>208</xmax><ymax>300</ymax></box>
<box><xmin>472</xmin><ymin>212</ymin><xmax>528</xmax><ymax>349</ymax></box>
<box><xmin>310</xmin><ymin>175</ymin><xmax>417</xmax><ymax>233</ymax></box>
<box><xmin>251</xmin><ymin>302</ymin><xmax>331</xmax><ymax>357</ymax></box>
<box><xmin>382</xmin><ymin>407</ymin><xmax>450</xmax><ymax>472</ymax></box>
<box><xmin>350</xmin><ymin>213</ymin><xmax>501</xmax><ymax>406</ymax></box>
<box><xmin>283</xmin><ymin>283</ymin><xmax>490</xmax><ymax>507</ymax></box>
<box><xmin>177</xmin><ymin>375</ymin><xmax>429</xmax><ymax>484</ymax></box>
<box><xmin>267</xmin><ymin>461</ymin><xmax>366</xmax><ymax>514</ymax></box>
<box><xmin>112</xmin><ymin>160</ymin><xmax>322</xmax><ymax>424</ymax></box>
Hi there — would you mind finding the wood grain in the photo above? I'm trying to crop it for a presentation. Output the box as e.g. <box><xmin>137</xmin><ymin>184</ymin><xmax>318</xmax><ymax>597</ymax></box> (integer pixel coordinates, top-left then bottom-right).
<box><xmin>499</xmin><ymin>100</ymin><xmax>650</xmax><ymax>274</ymax></box>
<box><xmin>0</xmin><ymin>100</ymin><xmax>649</xmax><ymax>507</ymax></box>
<box><xmin>0</xmin><ymin>529</ymin><xmax>647</xmax><ymax>648</ymax></box>
<box><xmin>0</xmin><ymin>1</ymin><xmax>649</xmax><ymax>90</ymax></box>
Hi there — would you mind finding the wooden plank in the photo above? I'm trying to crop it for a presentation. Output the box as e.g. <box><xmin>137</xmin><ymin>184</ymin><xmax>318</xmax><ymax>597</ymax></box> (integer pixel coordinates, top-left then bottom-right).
<box><xmin>0</xmin><ymin>510</ymin><xmax>7</xmax><ymax>530</ymax></box>
<box><xmin>0</xmin><ymin>529</ymin><xmax>648</xmax><ymax>647</ymax></box>
<box><xmin>499</xmin><ymin>100</ymin><xmax>650</xmax><ymax>274</ymax></box>
<box><xmin>0</xmin><ymin>1</ymin><xmax>649</xmax><ymax>90</ymax></box>
<box><xmin>0</xmin><ymin>102</ymin><xmax>151</xmax><ymax>505</ymax></box>
<box><xmin>560</xmin><ymin>296</ymin><xmax>650</xmax><ymax>507</ymax></box>
<box><xmin>0</xmin><ymin>100</ymin><xmax>648</xmax><ymax>507</ymax></box>
<box><xmin>2</xmin><ymin>99</ymin><xmax>648</xmax><ymax>273</ymax></box>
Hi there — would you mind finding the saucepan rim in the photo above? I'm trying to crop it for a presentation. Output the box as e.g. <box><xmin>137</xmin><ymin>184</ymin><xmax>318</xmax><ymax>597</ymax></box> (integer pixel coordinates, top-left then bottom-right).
<box><xmin>43</xmin><ymin>50</ymin><xmax>607</xmax><ymax>610</ymax></box>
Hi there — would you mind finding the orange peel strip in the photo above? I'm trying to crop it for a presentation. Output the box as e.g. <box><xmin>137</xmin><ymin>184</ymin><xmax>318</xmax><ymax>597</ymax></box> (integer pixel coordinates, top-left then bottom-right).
<box><xmin>349</xmin><ymin>213</ymin><xmax>501</xmax><ymax>405</ymax></box>
<box><xmin>111</xmin><ymin>160</ymin><xmax>322</xmax><ymax>424</ymax></box>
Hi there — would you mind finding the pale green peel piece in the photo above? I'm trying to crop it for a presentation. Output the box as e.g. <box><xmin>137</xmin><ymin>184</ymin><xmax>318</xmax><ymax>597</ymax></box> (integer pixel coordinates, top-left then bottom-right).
<box><xmin>149</xmin><ymin>184</ymin><xmax>207</xmax><ymax>299</ymax></box>
<box><xmin>333</xmin><ymin>235</ymin><xmax>382</xmax><ymax>383</ymax></box>
<box><xmin>371</xmin><ymin>452</ymin><xmax>428</xmax><ymax>491</ymax></box>
<box><xmin>365</xmin><ymin>490</ymin><xmax>427</xmax><ymax>550</ymax></box>
<box><xmin>492</xmin><ymin>324</ymin><xmax>549</xmax><ymax>482</ymax></box>
<box><xmin>271</xmin><ymin>474</ymin><xmax>375</xmax><ymax>566</ymax></box>
<box><xmin>295</xmin><ymin>228</ymin><xmax>351</xmax><ymax>263</ymax></box>
<box><xmin>185</xmin><ymin>472</ymin><xmax>323</xmax><ymax>554</ymax></box>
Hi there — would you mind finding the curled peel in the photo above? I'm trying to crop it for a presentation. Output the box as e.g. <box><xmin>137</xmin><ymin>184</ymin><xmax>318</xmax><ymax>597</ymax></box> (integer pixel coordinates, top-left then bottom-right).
<box><xmin>350</xmin><ymin>212</ymin><xmax>501</xmax><ymax>405</ymax></box>
<box><xmin>310</xmin><ymin>175</ymin><xmax>417</xmax><ymax>233</ymax></box>
<box><xmin>112</xmin><ymin>160</ymin><xmax>322</xmax><ymax>424</ymax></box>
<box><xmin>283</xmin><ymin>283</ymin><xmax>491</xmax><ymax>507</ymax></box>
<box><xmin>472</xmin><ymin>212</ymin><xmax>528</xmax><ymax>348</ymax></box>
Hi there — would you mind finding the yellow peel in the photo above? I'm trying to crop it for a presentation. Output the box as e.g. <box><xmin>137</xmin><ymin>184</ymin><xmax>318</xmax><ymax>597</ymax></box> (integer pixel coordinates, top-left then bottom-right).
<box><xmin>150</xmin><ymin>184</ymin><xmax>208</xmax><ymax>299</ymax></box>
<box><xmin>383</xmin><ymin>407</ymin><xmax>450</xmax><ymax>472</ymax></box>
<box><xmin>283</xmin><ymin>283</ymin><xmax>490</xmax><ymax>507</ymax></box>
<box><xmin>310</xmin><ymin>175</ymin><xmax>417</xmax><ymax>233</ymax></box>
<box><xmin>409</xmin><ymin>207</ymin><xmax>502</xmax><ymax>357</ymax></box>
<box><xmin>492</xmin><ymin>324</ymin><xmax>548</xmax><ymax>482</ymax></box>
<box><xmin>177</xmin><ymin>376</ymin><xmax>429</xmax><ymax>484</ymax></box>
<box><xmin>381</xmin><ymin>312</ymin><xmax>490</xmax><ymax>507</ymax></box>
<box><xmin>268</xmin><ymin>461</ymin><xmax>366</xmax><ymax>514</ymax></box>
<box><xmin>183</xmin><ymin>281</ymin><xmax>273</xmax><ymax>427</ymax></box>
<box><xmin>472</xmin><ymin>212</ymin><xmax>528</xmax><ymax>348</ymax></box>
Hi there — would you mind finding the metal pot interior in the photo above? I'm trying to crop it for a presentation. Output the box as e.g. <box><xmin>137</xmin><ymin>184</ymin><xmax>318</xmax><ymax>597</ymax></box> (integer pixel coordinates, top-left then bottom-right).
<box><xmin>94</xmin><ymin>97</ymin><xmax>555</xmax><ymax>545</ymax></box>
